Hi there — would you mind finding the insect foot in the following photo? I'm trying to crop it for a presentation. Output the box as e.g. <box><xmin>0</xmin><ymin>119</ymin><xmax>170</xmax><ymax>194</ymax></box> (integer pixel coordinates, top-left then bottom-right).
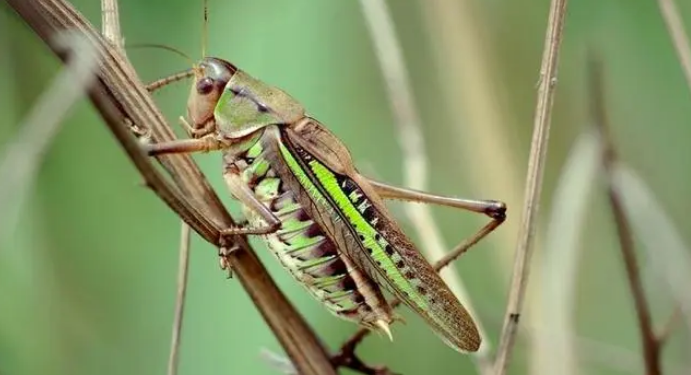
<box><xmin>127</xmin><ymin>119</ymin><xmax>153</xmax><ymax>144</ymax></box>
<box><xmin>218</xmin><ymin>244</ymin><xmax>241</xmax><ymax>279</ymax></box>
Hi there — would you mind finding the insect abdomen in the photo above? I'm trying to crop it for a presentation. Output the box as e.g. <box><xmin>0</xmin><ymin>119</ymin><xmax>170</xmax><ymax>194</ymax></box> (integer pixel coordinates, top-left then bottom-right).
<box><xmin>228</xmin><ymin>140</ymin><xmax>393</xmax><ymax>330</ymax></box>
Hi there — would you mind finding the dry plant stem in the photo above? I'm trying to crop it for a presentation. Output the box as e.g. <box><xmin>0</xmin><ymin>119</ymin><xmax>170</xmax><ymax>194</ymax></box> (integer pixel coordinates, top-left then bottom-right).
<box><xmin>357</xmin><ymin>0</ymin><xmax>492</xmax><ymax>371</ymax></box>
<box><xmin>167</xmin><ymin>222</ymin><xmax>191</xmax><ymax>375</ymax></box>
<box><xmin>101</xmin><ymin>0</ymin><xmax>123</xmax><ymax>51</ymax></box>
<box><xmin>591</xmin><ymin>61</ymin><xmax>661</xmax><ymax>375</ymax></box>
<box><xmin>611</xmin><ymin>166</ymin><xmax>691</xmax><ymax>337</ymax></box>
<box><xmin>493</xmin><ymin>0</ymin><xmax>569</xmax><ymax>373</ymax></box>
<box><xmin>0</xmin><ymin>31</ymin><xmax>98</xmax><ymax>239</ymax></box>
<box><xmin>100</xmin><ymin>3</ymin><xmax>192</xmax><ymax>371</ymax></box>
<box><xmin>5</xmin><ymin>1</ymin><xmax>337</xmax><ymax>374</ymax></box>
<box><xmin>10</xmin><ymin>0</ymin><xmax>227</xmax><ymax>240</ymax></box>
<box><xmin>602</xmin><ymin>149</ymin><xmax>660</xmax><ymax>375</ymax></box>
<box><xmin>656</xmin><ymin>0</ymin><xmax>691</xmax><ymax>93</ymax></box>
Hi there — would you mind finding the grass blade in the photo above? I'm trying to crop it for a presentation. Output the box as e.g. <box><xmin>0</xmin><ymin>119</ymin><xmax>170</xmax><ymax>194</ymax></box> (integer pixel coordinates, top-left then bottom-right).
<box><xmin>533</xmin><ymin>129</ymin><xmax>601</xmax><ymax>375</ymax></box>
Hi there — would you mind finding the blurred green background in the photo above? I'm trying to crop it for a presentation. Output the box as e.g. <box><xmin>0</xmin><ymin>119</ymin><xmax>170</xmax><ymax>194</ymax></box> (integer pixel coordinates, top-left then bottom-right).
<box><xmin>2</xmin><ymin>0</ymin><xmax>691</xmax><ymax>374</ymax></box>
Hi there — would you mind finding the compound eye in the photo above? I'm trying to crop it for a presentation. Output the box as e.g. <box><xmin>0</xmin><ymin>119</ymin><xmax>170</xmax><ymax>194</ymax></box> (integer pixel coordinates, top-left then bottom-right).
<box><xmin>196</xmin><ymin>77</ymin><xmax>214</xmax><ymax>95</ymax></box>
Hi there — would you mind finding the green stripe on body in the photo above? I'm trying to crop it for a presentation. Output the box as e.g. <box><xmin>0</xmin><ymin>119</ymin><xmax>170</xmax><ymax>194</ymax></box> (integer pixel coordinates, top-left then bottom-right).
<box><xmin>278</xmin><ymin>142</ymin><xmax>428</xmax><ymax>311</ymax></box>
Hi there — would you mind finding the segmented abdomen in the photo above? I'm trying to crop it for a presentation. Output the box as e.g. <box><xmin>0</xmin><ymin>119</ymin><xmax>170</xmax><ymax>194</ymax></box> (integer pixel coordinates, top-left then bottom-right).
<box><xmin>226</xmin><ymin>141</ymin><xmax>392</xmax><ymax>329</ymax></box>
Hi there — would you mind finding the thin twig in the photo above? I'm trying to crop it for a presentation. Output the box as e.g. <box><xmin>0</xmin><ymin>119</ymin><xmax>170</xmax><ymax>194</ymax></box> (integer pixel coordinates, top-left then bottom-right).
<box><xmin>6</xmin><ymin>2</ymin><xmax>337</xmax><ymax>374</ymax></box>
<box><xmin>602</xmin><ymin>153</ymin><xmax>660</xmax><ymax>375</ymax></box>
<box><xmin>100</xmin><ymin>0</ymin><xmax>123</xmax><ymax>52</ymax></box>
<box><xmin>167</xmin><ymin>223</ymin><xmax>191</xmax><ymax>375</ymax></box>
<box><xmin>332</xmin><ymin>334</ymin><xmax>399</xmax><ymax>375</ymax></box>
<box><xmin>591</xmin><ymin>58</ymin><xmax>661</xmax><ymax>375</ymax></box>
<box><xmin>332</xmin><ymin>325</ymin><xmax>393</xmax><ymax>375</ymax></box>
<box><xmin>656</xmin><ymin>0</ymin><xmax>691</xmax><ymax>93</ymax></box>
<box><xmin>532</xmin><ymin>129</ymin><xmax>601</xmax><ymax>375</ymax></box>
<box><xmin>657</xmin><ymin>306</ymin><xmax>681</xmax><ymax>345</ymax></box>
<box><xmin>493</xmin><ymin>0</ymin><xmax>569</xmax><ymax>373</ymax></box>
<box><xmin>357</xmin><ymin>1</ymin><xmax>492</xmax><ymax>371</ymax></box>
<box><xmin>0</xmin><ymin>31</ymin><xmax>99</xmax><ymax>240</ymax></box>
<box><xmin>611</xmin><ymin>166</ymin><xmax>691</xmax><ymax>346</ymax></box>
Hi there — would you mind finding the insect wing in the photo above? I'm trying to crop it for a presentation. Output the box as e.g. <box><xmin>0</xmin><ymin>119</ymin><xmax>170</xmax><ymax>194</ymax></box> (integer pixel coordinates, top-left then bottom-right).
<box><xmin>276</xmin><ymin>122</ymin><xmax>481</xmax><ymax>352</ymax></box>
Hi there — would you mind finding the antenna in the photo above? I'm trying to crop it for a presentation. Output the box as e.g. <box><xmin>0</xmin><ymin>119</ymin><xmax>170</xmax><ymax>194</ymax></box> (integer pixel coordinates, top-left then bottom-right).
<box><xmin>129</xmin><ymin>43</ymin><xmax>195</xmax><ymax>67</ymax></box>
<box><xmin>202</xmin><ymin>0</ymin><xmax>209</xmax><ymax>58</ymax></box>
<box><xmin>146</xmin><ymin>69</ymin><xmax>195</xmax><ymax>93</ymax></box>
<box><xmin>129</xmin><ymin>43</ymin><xmax>196</xmax><ymax>92</ymax></box>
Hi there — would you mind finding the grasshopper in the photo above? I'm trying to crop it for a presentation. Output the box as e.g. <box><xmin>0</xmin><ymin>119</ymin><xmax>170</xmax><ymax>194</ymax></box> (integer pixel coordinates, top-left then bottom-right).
<box><xmin>144</xmin><ymin>57</ymin><xmax>506</xmax><ymax>353</ymax></box>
